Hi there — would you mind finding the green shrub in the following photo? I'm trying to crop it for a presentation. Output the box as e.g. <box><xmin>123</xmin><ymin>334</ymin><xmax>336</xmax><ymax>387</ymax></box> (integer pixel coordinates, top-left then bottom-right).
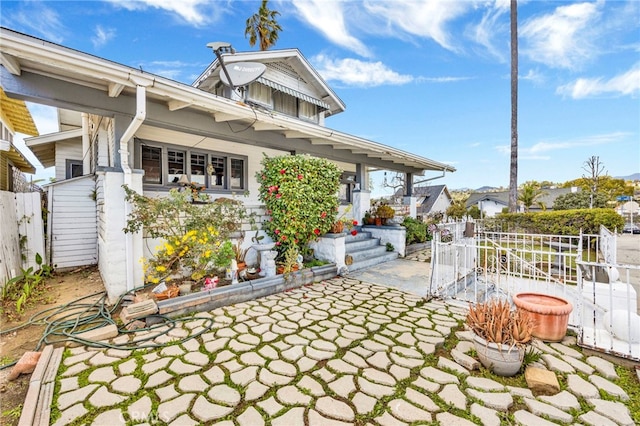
<box><xmin>256</xmin><ymin>154</ymin><xmax>342</xmax><ymax>254</ymax></box>
<box><xmin>403</xmin><ymin>216</ymin><xmax>427</xmax><ymax>244</ymax></box>
<box><xmin>484</xmin><ymin>208</ymin><xmax>624</xmax><ymax>235</ymax></box>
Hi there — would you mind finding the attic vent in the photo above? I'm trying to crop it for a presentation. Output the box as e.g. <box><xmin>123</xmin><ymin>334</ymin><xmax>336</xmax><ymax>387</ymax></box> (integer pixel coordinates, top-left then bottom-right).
<box><xmin>267</xmin><ymin>62</ymin><xmax>307</xmax><ymax>84</ymax></box>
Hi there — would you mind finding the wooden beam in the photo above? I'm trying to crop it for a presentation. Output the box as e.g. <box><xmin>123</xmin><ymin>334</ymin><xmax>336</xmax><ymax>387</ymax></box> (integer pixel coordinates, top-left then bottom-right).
<box><xmin>309</xmin><ymin>138</ymin><xmax>335</xmax><ymax>146</ymax></box>
<box><xmin>252</xmin><ymin>122</ymin><xmax>283</xmax><ymax>131</ymax></box>
<box><xmin>284</xmin><ymin>130</ymin><xmax>309</xmax><ymax>139</ymax></box>
<box><xmin>108</xmin><ymin>83</ymin><xmax>124</xmax><ymax>97</ymax></box>
<box><xmin>0</xmin><ymin>53</ymin><xmax>21</xmax><ymax>75</ymax></box>
<box><xmin>167</xmin><ymin>100</ymin><xmax>191</xmax><ymax>111</ymax></box>
<box><xmin>212</xmin><ymin>112</ymin><xmax>243</xmax><ymax>122</ymax></box>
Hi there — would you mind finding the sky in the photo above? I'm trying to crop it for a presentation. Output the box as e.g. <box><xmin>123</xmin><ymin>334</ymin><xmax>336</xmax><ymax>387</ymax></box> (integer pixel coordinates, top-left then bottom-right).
<box><xmin>2</xmin><ymin>0</ymin><xmax>639</xmax><ymax>196</ymax></box>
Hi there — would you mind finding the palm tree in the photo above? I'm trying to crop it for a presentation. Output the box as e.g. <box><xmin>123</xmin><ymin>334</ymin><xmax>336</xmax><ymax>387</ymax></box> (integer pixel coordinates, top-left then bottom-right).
<box><xmin>508</xmin><ymin>0</ymin><xmax>518</xmax><ymax>213</ymax></box>
<box><xmin>518</xmin><ymin>182</ymin><xmax>547</xmax><ymax>212</ymax></box>
<box><xmin>245</xmin><ymin>0</ymin><xmax>282</xmax><ymax>51</ymax></box>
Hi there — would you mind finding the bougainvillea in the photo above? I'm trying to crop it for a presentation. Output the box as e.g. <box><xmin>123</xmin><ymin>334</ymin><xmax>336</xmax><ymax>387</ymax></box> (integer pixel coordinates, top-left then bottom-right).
<box><xmin>256</xmin><ymin>154</ymin><xmax>342</xmax><ymax>253</ymax></box>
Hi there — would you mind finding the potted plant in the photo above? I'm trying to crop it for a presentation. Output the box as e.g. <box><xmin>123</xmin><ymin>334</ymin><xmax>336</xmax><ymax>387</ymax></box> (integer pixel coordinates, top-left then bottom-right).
<box><xmin>375</xmin><ymin>203</ymin><xmax>395</xmax><ymax>225</ymax></box>
<box><xmin>512</xmin><ymin>293</ymin><xmax>573</xmax><ymax>342</ymax></box>
<box><xmin>466</xmin><ymin>299</ymin><xmax>535</xmax><ymax>376</ymax></box>
<box><xmin>363</xmin><ymin>210</ymin><xmax>375</xmax><ymax>225</ymax></box>
<box><xmin>232</xmin><ymin>236</ymin><xmax>249</xmax><ymax>272</ymax></box>
<box><xmin>276</xmin><ymin>246</ymin><xmax>300</xmax><ymax>275</ymax></box>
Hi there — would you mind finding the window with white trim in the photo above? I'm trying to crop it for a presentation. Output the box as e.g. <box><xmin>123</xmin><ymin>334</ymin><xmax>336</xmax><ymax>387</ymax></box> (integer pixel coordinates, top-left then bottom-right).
<box><xmin>138</xmin><ymin>141</ymin><xmax>247</xmax><ymax>191</ymax></box>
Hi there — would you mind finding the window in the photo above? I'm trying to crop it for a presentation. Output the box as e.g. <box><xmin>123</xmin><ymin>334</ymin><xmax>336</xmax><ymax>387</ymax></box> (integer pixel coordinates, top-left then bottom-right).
<box><xmin>142</xmin><ymin>145</ymin><xmax>162</xmax><ymax>184</ymax></box>
<box><xmin>209</xmin><ymin>156</ymin><xmax>225</xmax><ymax>187</ymax></box>
<box><xmin>138</xmin><ymin>140</ymin><xmax>246</xmax><ymax>192</ymax></box>
<box><xmin>190</xmin><ymin>153</ymin><xmax>206</xmax><ymax>185</ymax></box>
<box><xmin>339</xmin><ymin>173</ymin><xmax>356</xmax><ymax>203</ymax></box>
<box><xmin>299</xmin><ymin>100</ymin><xmax>318</xmax><ymax>121</ymax></box>
<box><xmin>273</xmin><ymin>91</ymin><xmax>297</xmax><ymax>116</ymax></box>
<box><xmin>247</xmin><ymin>81</ymin><xmax>272</xmax><ymax>106</ymax></box>
<box><xmin>230</xmin><ymin>158</ymin><xmax>244</xmax><ymax>189</ymax></box>
<box><xmin>167</xmin><ymin>149</ymin><xmax>185</xmax><ymax>184</ymax></box>
<box><xmin>66</xmin><ymin>160</ymin><xmax>83</xmax><ymax>179</ymax></box>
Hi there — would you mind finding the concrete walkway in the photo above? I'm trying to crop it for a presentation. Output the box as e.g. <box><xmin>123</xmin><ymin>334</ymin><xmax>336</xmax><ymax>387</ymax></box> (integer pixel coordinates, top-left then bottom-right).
<box><xmin>36</xmin><ymin>260</ymin><xmax>638</xmax><ymax>425</ymax></box>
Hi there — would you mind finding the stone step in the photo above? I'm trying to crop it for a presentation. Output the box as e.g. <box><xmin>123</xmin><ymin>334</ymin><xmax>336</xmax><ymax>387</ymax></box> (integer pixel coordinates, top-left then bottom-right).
<box><xmin>348</xmin><ymin>251</ymin><xmax>399</xmax><ymax>272</ymax></box>
<box><xmin>347</xmin><ymin>245</ymin><xmax>389</xmax><ymax>262</ymax></box>
<box><xmin>345</xmin><ymin>229</ymin><xmax>370</xmax><ymax>242</ymax></box>
<box><xmin>346</xmin><ymin>237</ymin><xmax>381</xmax><ymax>252</ymax></box>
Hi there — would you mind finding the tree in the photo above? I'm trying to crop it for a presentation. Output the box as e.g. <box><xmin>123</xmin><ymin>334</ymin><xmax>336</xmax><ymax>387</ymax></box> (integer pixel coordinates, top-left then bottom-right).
<box><xmin>582</xmin><ymin>155</ymin><xmax>605</xmax><ymax>209</ymax></box>
<box><xmin>467</xmin><ymin>205</ymin><xmax>481</xmax><ymax>219</ymax></box>
<box><xmin>245</xmin><ymin>0</ymin><xmax>282</xmax><ymax>51</ymax></box>
<box><xmin>518</xmin><ymin>181</ymin><xmax>547</xmax><ymax>212</ymax></box>
<box><xmin>563</xmin><ymin>175</ymin><xmax>632</xmax><ymax>203</ymax></box>
<box><xmin>446</xmin><ymin>201</ymin><xmax>467</xmax><ymax>220</ymax></box>
<box><xmin>508</xmin><ymin>0</ymin><xmax>518</xmax><ymax>213</ymax></box>
<box><xmin>553</xmin><ymin>192</ymin><xmax>608</xmax><ymax>210</ymax></box>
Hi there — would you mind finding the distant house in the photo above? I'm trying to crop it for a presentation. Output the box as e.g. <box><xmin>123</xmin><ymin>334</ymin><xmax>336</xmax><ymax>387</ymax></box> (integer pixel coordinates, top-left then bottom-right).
<box><xmin>0</xmin><ymin>87</ymin><xmax>37</xmax><ymax>191</ymax></box>
<box><xmin>395</xmin><ymin>184</ymin><xmax>452</xmax><ymax>219</ymax></box>
<box><xmin>466</xmin><ymin>187</ymin><xmax>579</xmax><ymax>217</ymax></box>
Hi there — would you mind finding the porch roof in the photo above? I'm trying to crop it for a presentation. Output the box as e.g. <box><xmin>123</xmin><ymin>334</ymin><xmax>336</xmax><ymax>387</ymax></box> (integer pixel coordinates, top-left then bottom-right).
<box><xmin>0</xmin><ymin>28</ymin><xmax>455</xmax><ymax>175</ymax></box>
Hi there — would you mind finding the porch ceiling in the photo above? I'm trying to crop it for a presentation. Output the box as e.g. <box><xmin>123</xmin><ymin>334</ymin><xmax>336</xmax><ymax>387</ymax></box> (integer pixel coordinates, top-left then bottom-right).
<box><xmin>0</xmin><ymin>28</ymin><xmax>455</xmax><ymax>175</ymax></box>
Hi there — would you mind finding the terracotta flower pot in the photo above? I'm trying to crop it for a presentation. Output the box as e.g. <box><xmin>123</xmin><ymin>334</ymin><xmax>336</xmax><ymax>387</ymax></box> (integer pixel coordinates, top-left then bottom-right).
<box><xmin>330</xmin><ymin>221</ymin><xmax>344</xmax><ymax>233</ymax></box>
<box><xmin>513</xmin><ymin>293</ymin><xmax>573</xmax><ymax>342</ymax></box>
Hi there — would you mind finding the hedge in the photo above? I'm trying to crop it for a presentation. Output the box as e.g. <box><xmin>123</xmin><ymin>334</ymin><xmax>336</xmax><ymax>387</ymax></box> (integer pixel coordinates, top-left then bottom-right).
<box><xmin>482</xmin><ymin>208</ymin><xmax>624</xmax><ymax>235</ymax></box>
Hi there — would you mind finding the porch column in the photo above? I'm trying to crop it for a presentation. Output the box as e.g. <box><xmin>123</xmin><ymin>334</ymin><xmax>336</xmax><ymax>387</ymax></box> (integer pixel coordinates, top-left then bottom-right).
<box><xmin>404</xmin><ymin>172</ymin><xmax>416</xmax><ymax>218</ymax></box>
<box><xmin>404</xmin><ymin>195</ymin><xmax>417</xmax><ymax>218</ymax></box>
<box><xmin>353</xmin><ymin>163</ymin><xmax>370</xmax><ymax>224</ymax></box>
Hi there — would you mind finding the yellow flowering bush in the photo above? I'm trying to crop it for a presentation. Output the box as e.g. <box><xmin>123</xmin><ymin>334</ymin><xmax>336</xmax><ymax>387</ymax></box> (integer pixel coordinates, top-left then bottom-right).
<box><xmin>143</xmin><ymin>227</ymin><xmax>234</xmax><ymax>283</ymax></box>
<box><xmin>123</xmin><ymin>186</ymin><xmax>243</xmax><ymax>284</ymax></box>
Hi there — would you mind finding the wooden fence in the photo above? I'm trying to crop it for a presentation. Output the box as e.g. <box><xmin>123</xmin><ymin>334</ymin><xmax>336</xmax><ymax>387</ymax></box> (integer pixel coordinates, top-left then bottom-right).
<box><xmin>0</xmin><ymin>191</ymin><xmax>45</xmax><ymax>286</ymax></box>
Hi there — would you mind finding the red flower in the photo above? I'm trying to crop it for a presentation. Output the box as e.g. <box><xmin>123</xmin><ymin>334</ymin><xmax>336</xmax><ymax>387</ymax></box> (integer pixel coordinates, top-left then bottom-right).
<box><xmin>276</xmin><ymin>241</ymin><xmax>281</xmax><ymax>246</ymax></box>
<box><xmin>276</xmin><ymin>193</ymin><xmax>282</xmax><ymax>199</ymax></box>
<box><xmin>352</xmin><ymin>220</ymin><xmax>358</xmax><ymax>226</ymax></box>
<box><xmin>281</xmin><ymin>235</ymin><xmax>287</xmax><ymax>240</ymax></box>
<box><xmin>313</xmin><ymin>228</ymin><xmax>320</xmax><ymax>235</ymax></box>
<box><xmin>275</xmin><ymin>229</ymin><xmax>280</xmax><ymax>234</ymax></box>
<box><xmin>321</xmin><ymin>212</ymin><xmax>327</xmax><ymax>218</ymax></box>
<box><xmin>351</xmin><ymin>230</ymin><xmax>358</xmax><ymax>236</ymax></box>
<box><xmin>280</xmin><ymin>169</ymin><xmax>286</xmax><ymax>174</ymax></box>
<box><xmin>297</xmin><ymin>174</ymin><xmax>303</xmax><ymax>180</ymax></box>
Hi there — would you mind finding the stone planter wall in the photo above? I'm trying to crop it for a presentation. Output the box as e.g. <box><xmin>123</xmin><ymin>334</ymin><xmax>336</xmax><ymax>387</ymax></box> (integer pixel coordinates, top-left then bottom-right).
<box><xmin>157</xmin><ymin>264</ymin><xmax>338</xmax><ymax>318</ymax></box>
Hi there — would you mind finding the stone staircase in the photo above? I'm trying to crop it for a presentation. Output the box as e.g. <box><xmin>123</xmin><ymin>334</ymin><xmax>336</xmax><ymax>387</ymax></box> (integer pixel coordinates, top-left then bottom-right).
<box><xmin>345</xmin><ymin>229</ymin><xmax>398</xmax><ymax>272</ymax></box>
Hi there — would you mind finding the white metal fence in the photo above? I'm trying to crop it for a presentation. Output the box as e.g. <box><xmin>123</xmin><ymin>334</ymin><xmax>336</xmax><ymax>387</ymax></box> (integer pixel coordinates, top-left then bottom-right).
<box><xmin>430</xmin><ymin>225</ymin><xmax>639</xmax><ymax>360</ymax></box>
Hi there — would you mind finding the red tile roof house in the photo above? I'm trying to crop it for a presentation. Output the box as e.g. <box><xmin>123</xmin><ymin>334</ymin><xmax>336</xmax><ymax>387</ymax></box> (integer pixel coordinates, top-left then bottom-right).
<box><xmin>1</xmin><ymin>27</ymin><xmax>454</xmax><ymax>301</ymax></box>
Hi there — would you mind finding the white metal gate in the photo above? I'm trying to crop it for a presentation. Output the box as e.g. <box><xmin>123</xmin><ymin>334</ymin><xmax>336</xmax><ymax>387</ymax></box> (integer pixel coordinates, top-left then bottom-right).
<box><xmin>429</xmin><ymin>227</ymin><xmax>639</xmax><ymax>361</ymax></box>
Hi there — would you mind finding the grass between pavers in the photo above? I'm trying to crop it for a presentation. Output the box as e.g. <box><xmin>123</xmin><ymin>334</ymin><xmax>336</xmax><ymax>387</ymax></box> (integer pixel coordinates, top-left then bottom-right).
<box><xmin>48</xmin><ymin>289</ymin><xmax>640</xmax><ymax>426</ymax></box>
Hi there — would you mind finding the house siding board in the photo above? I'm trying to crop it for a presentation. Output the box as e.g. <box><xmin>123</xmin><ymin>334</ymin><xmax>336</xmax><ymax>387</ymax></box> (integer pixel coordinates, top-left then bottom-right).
<box><xmin>49</xmin><ymin>176</ymin><xmax>97</xmax><ymax>268</ymax></box>
<box><xmin>55</xmin><ymin>140</ymin><xmax>82</xmax><ymax>181</ymax></box>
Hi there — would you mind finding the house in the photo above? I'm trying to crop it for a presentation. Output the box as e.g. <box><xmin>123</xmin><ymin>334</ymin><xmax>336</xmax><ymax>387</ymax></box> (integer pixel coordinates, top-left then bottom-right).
<box><xmin>0</xmin><ymin>87</ymin><xmax>37</xmax><ymax>191</ymax></box>
<box><xmin>394</xmin><ymin>184</ymin><xmax>452</xmax><ymax>220</ymax></box>
<box><xmin>466</xmin><ymin>187</ymin><xmax>579</xmax><ymax>217</ymax></box>
<box><xmin>1</xmin><ymin>27</ymin><xmax>454</xmax><ymax>300</ymax></box>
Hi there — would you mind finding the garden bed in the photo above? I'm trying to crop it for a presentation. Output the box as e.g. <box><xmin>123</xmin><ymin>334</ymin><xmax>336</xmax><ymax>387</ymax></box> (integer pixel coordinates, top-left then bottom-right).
<box><xmin>156</xmin><ymin>264</ymin><xmax>338</xmax><ymax>317</ymax></box>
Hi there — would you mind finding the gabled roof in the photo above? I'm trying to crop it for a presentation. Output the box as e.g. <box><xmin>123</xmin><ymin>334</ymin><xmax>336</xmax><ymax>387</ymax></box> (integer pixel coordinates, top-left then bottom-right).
<box><xmin>0</xmin><ymin>27</ymin><xmax>455</xmax><ymax>175</ymax></box>
<box><xmin>193</xmin><ymin>49</ymin><xmax>346</xmax><ymax>116</ymax></box>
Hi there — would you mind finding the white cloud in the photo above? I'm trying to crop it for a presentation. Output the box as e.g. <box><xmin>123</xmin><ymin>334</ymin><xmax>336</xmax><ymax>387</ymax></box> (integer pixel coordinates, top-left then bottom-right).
<box><xmin>312</xmin><ymin>55</ymin><xmax>413</xmax><ymax>87</ymax></box>
<box><xmin>91</xmin><ymin>25</ymin><xmax>116</xmax><ymax>49</ymax></box>
<box><xmin>363</xmin><ymin>0</ymin><xmax>472</xmax><ymax>53</ymax></box>
<box><xmin>520</xmin><ymin>1</ymin><xmax>602</xmax><ymax>69</ymax></box>
<box><xmin>6</xmin><ymin>2</ymin><xmax>67</xmax><ymax>44</ymax></box>
<box><xmin>528</xmin><ymin>132</ymin><xmax>629</xmax><ymax>154</ymax></box>
<box><xmin>556</xmin><ymin>63</ymin><xmax>640</xmax><ymax>99</ymax></box>
<box><xmin>466</xmin><ymin>0</ymin><xmax>509</xmax><ymax>62</ymax></box>
<box><xmin>290</xmin><ymin>0</ymin><xmax>371</xmax><ymax>57</ymax></box>
<box><xmin>106</xmin><ymin>0</ymin><xmax>223</xmax><ymax>27</ymax></box>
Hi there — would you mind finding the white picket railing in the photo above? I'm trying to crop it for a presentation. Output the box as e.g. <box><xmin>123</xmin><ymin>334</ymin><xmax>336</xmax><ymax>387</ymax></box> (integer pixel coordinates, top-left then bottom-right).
<box><xmin>429</xmin><ymin>226</ymin><xmax>639</xmax><ymax>360</ymax></box>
